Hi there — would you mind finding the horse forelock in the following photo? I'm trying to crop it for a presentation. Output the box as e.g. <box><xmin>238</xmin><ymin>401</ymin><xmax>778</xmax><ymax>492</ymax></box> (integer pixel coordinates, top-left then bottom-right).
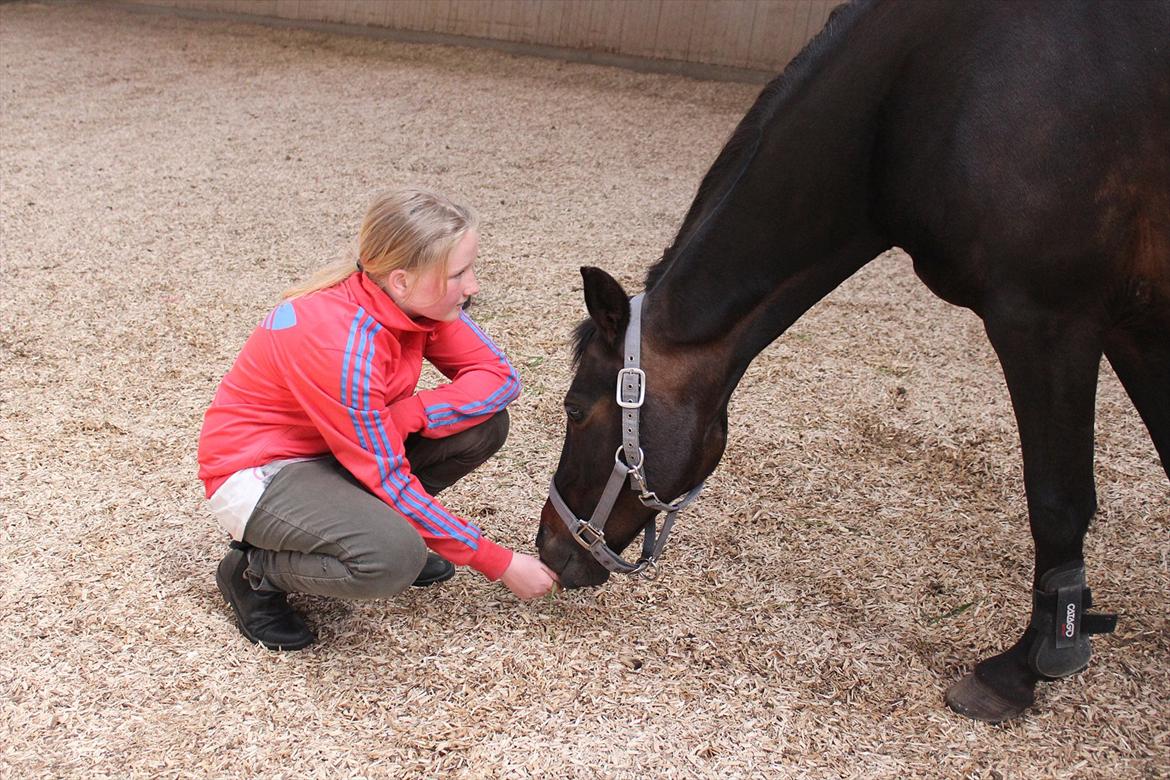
<box><xmin>571</xmin><ymin>318</ymin><xmax>597</xmax><ymax>368</ymax></box>
<box><xmin>643</xmin><ymin>0</ymin><xmax>875</xmax><ymax>294</ymax></box>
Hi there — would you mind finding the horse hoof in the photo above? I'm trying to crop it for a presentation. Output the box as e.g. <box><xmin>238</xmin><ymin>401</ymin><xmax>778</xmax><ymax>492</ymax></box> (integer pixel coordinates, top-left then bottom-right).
<box><xmin>944</xmin><ymin>672</ymin><xmax>1032</xmax><ymax>723</ymax></box>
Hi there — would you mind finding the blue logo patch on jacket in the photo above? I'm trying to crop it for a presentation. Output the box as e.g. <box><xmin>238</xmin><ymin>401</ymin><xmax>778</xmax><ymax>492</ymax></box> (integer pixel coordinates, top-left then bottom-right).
<box><xmin>263</xmin><ymin>302</ymin><xmax>297</xmax><ymax>331</ymax></box>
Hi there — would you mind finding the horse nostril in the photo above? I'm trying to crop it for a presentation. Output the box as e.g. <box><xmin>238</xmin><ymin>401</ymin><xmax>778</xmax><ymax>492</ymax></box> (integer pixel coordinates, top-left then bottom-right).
<box><xmin>535</xmin><ymin>524</ymin><xmax>546</xmax><ymax>548</ymax></box>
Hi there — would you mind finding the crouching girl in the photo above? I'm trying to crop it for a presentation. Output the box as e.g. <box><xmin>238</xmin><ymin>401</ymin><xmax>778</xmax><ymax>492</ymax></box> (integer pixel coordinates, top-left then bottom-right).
<box><xmin>197</xmin><ymin>186</ymin><xmax>558</xmax><ymax>650</ymax></box>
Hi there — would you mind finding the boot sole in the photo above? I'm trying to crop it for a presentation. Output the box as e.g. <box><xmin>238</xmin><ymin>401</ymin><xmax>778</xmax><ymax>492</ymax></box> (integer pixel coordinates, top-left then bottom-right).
<box><xmin>216</xmin><ymin>564</ymin><xmax>316</xmax><ymax>651</ymax></box>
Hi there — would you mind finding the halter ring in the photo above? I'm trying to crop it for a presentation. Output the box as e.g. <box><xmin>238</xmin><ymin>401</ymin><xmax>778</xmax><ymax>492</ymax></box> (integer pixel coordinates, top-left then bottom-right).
<box><xmin>615</xmin><ymin>445</ymin><xmax>644</xmax><ymax>471</ymax></box>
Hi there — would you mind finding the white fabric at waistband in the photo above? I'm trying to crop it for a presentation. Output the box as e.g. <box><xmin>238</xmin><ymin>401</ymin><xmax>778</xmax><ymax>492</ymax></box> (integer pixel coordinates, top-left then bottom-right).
<box><xmin>207</xmin><ymin>457</ymin><xmax>322</xmax><ymax>541</ymax></box>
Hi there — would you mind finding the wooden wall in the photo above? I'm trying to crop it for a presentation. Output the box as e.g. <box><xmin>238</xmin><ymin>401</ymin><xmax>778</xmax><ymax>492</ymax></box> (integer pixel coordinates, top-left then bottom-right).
<box><xmin>113</xmin><ymin>0</ymin><xmax>841</xmax><ymax>77</ymax></box>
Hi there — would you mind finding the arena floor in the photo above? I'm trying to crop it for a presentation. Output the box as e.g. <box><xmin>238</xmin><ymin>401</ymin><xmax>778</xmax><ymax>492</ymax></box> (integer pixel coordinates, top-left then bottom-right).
<box><xmin>2</xmin><ymin>3</ymin><xmax>1167</xmax><ymax>778</ymax></box>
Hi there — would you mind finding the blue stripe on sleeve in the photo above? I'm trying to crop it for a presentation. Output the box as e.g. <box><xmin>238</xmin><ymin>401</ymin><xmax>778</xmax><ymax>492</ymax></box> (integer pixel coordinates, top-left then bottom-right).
<box><xmin>425</xmin><ymin>377</ymin><xmax>519</xmax><ymax>427</ymax></box>
<box><xmin>340</xmin><ymin>312</ymin><xmax>362</xmax><ymax>402</ymax></box>
<box><xmin>340</xmin><ymin>310</ymin><xmax>478</xmax><ymax>549</ymax></box>
<box><xmin>342</xmin><ymin>312</ymin><xmax>379</xmax><ymax>471</ymax></box>
<box><xmin>459</xmin><ymin>311</ymin><xmax>507</xmax><ymax>361</ymax></box>
<box><xmin>421</xmin><ymin>312</ymin><xmax>521</xmax><ymax>428</ymax></box>
<box><xmin>370</xmin><ymin>414</ymin><xmax>479</xmax><ymax>546</ymax></box>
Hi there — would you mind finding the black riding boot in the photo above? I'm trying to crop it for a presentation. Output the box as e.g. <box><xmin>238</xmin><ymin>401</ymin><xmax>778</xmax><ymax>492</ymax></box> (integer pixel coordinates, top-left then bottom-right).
<box><xmin>412</xmin><ymin>552</ymin><xmax>456</xmax><ymax>587</ymax></box>
<box><xmin>216</xmin><ymin>546</ymin><xmax>316</xmax><ymax>651</ymax></box>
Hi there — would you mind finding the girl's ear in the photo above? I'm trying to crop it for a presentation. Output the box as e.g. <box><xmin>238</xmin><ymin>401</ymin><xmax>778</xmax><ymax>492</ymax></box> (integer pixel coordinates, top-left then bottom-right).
<box><xmin>580</xmin><ymin>266</ymin><xmax>629</xmax><ymax>347</ymax></box>
<box><xmin>384</xmin><ymin>268</ymin><xmax>412</xmax><ymax>299</ymax></box>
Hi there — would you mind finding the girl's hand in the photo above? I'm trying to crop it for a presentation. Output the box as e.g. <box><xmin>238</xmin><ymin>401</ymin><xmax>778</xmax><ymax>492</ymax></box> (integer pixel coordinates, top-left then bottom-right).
<box><xmin>501</xmin><ymin>553</ymin><xmax>560</xmax><ymax>600</ymax></box>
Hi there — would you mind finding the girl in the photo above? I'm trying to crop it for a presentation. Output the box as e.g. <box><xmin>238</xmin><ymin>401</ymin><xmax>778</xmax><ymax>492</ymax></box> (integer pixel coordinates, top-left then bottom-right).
<box><xmin>198</xmin><ymin>186</ymin><xmax>558</xmax><ymax>650</ymax></box>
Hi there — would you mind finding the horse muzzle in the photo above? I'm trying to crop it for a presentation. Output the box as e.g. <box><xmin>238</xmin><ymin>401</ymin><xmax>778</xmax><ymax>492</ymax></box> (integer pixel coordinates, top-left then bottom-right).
<box><xmin>537</xmin><ymin>498</ymin><xmax>612</xmax><ymax>588</ymax></box>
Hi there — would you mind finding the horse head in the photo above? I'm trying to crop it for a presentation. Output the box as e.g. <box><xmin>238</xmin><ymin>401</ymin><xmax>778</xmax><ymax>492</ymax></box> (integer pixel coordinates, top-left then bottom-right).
<box><xmin>536</xmin><ymin>266</ymin><xmax>729</xmax><ymax>587</ymax></box>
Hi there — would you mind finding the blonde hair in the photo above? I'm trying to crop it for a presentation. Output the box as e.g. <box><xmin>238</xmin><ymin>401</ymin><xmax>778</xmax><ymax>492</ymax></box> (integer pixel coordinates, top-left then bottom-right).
<box><xmin>283</xmin><ymin>186</ymin><xmax>478</xmax><ymax>300</ymax></box>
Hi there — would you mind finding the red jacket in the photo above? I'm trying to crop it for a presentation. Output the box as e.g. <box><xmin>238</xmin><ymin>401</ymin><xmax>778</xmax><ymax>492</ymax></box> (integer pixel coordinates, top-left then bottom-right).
<box><xmin>197</xmin><ymin>272</ymin><xmax>519</xmax><ymax>579</ymax></box>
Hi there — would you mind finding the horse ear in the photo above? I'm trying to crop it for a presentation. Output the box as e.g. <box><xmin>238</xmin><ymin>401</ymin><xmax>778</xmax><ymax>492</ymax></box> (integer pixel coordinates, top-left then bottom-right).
<box><xmin>580</xmin><ymin>266</ymin><xmax>630</xmax><ymax>347</ymax></box>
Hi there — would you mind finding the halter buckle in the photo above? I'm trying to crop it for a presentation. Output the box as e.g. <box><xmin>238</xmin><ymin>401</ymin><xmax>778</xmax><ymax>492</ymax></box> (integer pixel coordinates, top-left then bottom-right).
<box><xmin>616</xmin><ymin>367</ymin><xmax>646</xmax><ymax>408</ymax></box>
<box><xmin>571</xmin><ymin>521</ymin><xmax>606</xmax><ymax>550</ymax></box>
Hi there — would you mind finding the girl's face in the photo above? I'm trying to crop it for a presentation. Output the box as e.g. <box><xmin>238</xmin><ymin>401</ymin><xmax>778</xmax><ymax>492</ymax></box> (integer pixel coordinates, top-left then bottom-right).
<box><xmin>391</xmin><ymin>229</ymin><xmax>480</xmax><ymax>322</ymax></box>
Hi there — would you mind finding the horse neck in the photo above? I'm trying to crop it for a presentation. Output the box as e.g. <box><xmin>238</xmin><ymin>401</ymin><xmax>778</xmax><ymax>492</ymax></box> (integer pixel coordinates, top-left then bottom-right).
<box><xmin>643</xmin><ymin>1</ymin><xmax>912</xmax><ymax>384</ymax></box>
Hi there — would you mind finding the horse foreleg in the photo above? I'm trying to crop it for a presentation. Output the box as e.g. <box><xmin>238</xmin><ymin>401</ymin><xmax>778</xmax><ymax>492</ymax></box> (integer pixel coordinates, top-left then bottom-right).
<box><xmin>945</xmin><ymin>312</ymin><xmax>1109</xmax><ymax>722</ymax></box>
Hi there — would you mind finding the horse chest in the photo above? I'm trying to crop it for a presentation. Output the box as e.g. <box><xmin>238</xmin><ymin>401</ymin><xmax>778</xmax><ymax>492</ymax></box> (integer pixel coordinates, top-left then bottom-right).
<box><xmin>904</xmin><ymin>249</ymin><xmax>988</xmax><ymax>314</ymax></box>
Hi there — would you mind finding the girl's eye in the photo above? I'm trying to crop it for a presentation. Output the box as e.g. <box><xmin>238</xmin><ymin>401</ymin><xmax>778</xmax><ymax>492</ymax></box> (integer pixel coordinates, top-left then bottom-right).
<box><xmin>565</xmin><ymin>404</ymin><xmax>584</xmax><ymax>422</ymax></box>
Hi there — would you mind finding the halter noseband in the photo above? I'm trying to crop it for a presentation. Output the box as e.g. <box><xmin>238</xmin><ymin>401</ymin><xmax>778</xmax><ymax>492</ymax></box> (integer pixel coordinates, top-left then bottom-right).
<box><xmin>547</xmin><ymin>293</ymin><xmax>705</xmax><ymax>577</ymax></box>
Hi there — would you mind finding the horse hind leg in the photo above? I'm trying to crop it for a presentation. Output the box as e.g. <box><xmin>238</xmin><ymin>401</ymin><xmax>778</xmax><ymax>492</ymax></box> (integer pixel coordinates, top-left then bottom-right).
<box><xmin>1104</xmin><ymin>323</ymin><xmax>1170</xmax><ymax>479</ymax></box>
<box><xmin>945</xmin><ymin>310</ymin><xmax>1111</xmax><ymax>722</ymax></box>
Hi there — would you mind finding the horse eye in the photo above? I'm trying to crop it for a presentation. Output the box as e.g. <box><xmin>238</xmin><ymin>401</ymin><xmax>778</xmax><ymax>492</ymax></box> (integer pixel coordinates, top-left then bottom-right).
<box><xmin>565</xmin><ymin>403</ymin><xmax>584</xmax><ymax>422</ymax></box>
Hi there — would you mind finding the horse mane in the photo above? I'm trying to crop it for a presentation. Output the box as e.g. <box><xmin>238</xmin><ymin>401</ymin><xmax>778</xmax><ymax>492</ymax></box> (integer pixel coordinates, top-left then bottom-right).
<box><xmin>573</xmin><ymin>1</ymin><xmax>873</xmax><ymax>363</ymax></box>
<box><xmin>643</xmin><ymin>0</ymin><xmax>873</xmax><ymax>293</ymax></box>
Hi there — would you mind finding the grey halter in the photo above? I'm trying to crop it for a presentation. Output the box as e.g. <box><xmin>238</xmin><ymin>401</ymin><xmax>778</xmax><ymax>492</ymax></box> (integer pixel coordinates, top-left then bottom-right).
<box><xmin>547</xmin><ymin>293</ymin><xmax>705</xmax><ymax>577</ymax></box>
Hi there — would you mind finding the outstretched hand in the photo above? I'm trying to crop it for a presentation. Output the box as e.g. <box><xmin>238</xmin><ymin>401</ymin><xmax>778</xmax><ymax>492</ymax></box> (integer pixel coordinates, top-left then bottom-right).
<box><xmin>501</xmin><ymin>552</ymin><xmax>560</xmax><ymax>600</ymax></box>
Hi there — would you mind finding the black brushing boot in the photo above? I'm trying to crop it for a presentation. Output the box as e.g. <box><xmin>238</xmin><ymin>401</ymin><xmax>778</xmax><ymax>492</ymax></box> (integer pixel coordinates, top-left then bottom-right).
<box><xmin>1027</xmin><ymin>559</ymin><xmax>1117</xmax><ymax>678</ymax></box>
<box><xmin>216</xmin><ymin>545</ymin><xmax>316</xmax><ymax>651</ymax></box>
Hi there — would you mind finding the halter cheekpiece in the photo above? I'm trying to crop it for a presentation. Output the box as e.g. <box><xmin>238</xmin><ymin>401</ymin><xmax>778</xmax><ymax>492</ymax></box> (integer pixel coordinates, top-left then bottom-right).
<box><xmin>547</xmin><ymin>294</ymin><xmax>705</xmax><ymax>577</ymax></box>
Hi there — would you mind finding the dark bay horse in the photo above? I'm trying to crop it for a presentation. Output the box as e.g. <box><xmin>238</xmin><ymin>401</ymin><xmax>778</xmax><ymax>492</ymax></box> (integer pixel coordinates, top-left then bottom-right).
<box><xmin>536</xmin><ymin>0</ymin><xmax>1169</xmax><ymax>722</ymax></box>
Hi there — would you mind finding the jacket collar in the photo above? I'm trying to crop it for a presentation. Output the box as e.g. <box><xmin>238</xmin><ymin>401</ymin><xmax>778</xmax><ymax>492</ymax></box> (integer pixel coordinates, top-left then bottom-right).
<box><xmin>344</xmin><ymin>272</ymin><xmax>439</xmax><ymax>334</ymax></box>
